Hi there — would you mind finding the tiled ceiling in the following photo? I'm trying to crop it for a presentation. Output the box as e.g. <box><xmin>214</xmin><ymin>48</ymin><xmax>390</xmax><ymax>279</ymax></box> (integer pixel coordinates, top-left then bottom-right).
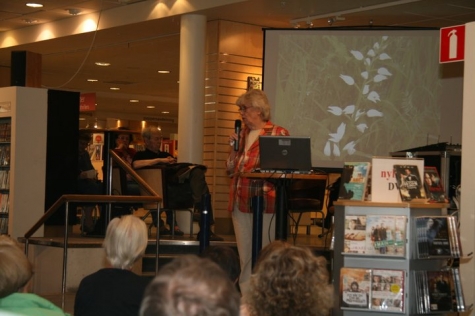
<box><xmin>0</xmin><ymin>0</ymin><xmax>474</xmax><ymax>122</ymax></box>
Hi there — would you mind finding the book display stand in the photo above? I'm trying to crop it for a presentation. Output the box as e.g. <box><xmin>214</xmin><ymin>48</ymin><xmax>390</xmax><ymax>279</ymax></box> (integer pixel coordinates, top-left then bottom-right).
<box><xmin>333</xmin><ymin>200</ymin><xmax>465</xmax><ymax>315</ymax></box>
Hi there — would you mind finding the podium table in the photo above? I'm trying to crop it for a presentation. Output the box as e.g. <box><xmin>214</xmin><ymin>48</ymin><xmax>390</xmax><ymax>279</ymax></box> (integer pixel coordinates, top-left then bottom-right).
<box><xmin>241</xmin><ymin>172</ymin><xmax>328</xmax><ymax>264</ymax></box>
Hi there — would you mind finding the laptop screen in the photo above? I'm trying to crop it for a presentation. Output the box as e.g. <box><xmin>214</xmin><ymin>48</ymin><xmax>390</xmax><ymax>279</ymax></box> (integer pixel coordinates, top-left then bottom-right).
<box><xmin>259</xmin><ymin>136</ymin><xmax>312</xmax><ymax>173</ymax></box>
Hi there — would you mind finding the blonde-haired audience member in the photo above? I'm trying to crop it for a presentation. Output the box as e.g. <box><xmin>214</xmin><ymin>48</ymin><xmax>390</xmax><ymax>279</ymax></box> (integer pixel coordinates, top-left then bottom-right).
<box><xmin>74</xmin><ymin>215</ymin><xmax>150</xmax><ymax>316</ymax></box>
<box><xmin>0</xmin><ymin>235</ymin><xmax>69</xmax><ymax>315</ymax></box>
<box><xmin>242</xmin><ymin>240</ymin><xmax>333</xmax><ymax>316</ymax></box>
<box><xmin>140</xmin><ymin>255</ymin><xmax>240</xmax><ymax>316</ymax></box>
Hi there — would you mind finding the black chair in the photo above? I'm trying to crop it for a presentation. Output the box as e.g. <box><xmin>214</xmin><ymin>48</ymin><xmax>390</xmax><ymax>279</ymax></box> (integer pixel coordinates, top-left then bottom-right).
<box><xmin>287</xmin><ymin>177</ymin><xmax>328</xmax><ymax>242</ymax></box>
<box><xmin>135</xmin><ymin>167</ymin><xmax>195</xmax><ymax>237</ymax></box>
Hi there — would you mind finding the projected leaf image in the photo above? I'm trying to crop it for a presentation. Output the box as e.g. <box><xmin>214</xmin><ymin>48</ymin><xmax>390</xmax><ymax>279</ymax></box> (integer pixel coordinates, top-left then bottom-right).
<box><xmin>324</xmin><ymin>37</ymin><xmax>391</xmax><ymax>158</ymax></box>
<box><xmin>273</xmin><ymin>32</ymin><xmax>441</xmax><ymax>162</ymax></box>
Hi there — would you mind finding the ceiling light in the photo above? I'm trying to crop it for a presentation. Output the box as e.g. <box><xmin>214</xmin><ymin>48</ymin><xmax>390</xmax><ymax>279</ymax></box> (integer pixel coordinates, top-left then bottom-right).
<box><xmin>161</xmin><ymin>111</ymin><xmax>169</xmax><ymax>113</ymax></box>
<box><xmin>87</xmin><ymin>79</ymin><xmax>98</xmax><ymax>82</ymax></box>
<box><xmin>110</xmin><ymin>87</ymin><xmax>120</xmax><ymax>90</ymax></box>
<box><xmin>22</xmin><ymin>19</ymin><xmax>39</xmax><ymax>24</ymax></box>
<box><xmin>26</xmin><ymin>3</ymin><xmax>43</xmax><ymax>8</ymax></box>
<box><xmin>158</xmin><ymin>70</ymin><xmax>170</xmax><ymax>74</ymax></box>
<box><xmin>147</xmin><ymin>106</ymin><xmax>156</xmax><ymax>109</ymax></box>
<box><xmin>95</xmin><ymin>62</ymin><xmax>110</xmax><ymax>66</ymax></box>
<box><xmin>130</xmin><ymin>99</ymin><xmax>139</xmax><ymax>103</ymax></box>
<box><xmin>66</xmin><ymin>9</ymin><xmax>81</xmax><ymax>15</ymax></box>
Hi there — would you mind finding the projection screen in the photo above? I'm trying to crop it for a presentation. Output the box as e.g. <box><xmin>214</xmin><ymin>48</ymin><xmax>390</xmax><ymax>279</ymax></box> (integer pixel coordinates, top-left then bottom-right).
<box><xmin>263</xmin><ymin>28</ymin><xmax>447</xmax><ymax>168</ymax></box>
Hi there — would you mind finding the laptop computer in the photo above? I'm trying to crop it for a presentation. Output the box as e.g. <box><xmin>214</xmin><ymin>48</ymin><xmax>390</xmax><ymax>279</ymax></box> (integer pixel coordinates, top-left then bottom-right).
<box><xmin>259</xmin><ymin>136</ymin><xmax>312</xmax><ymax>173</ymax></box>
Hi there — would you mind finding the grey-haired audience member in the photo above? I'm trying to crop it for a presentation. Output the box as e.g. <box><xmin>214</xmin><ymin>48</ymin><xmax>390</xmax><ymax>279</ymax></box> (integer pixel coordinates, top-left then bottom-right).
<box><xmin>74</xmin><ymin>215</ymin><xmax>150</xmax><ymax>316</ymax></box>
<box><xmin>140</xmin><ymin>255</ymin><xmax>240</xmax><ymax>316</ymax></box>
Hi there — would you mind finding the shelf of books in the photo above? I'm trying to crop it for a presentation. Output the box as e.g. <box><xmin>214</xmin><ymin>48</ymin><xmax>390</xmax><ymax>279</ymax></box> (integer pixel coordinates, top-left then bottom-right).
<box><xmin>333</xmin><ymin>201</ymin><xmax>465</xmax><ymax>315</ymax></box>
<box><xmin>0</xmin><ymin>87</ymin><xmax>49</xmax><ymax>238</ymax></box>
<box><xmin>0</xmin><ymin>118</ymin><xmax>10</xmax><ymax>235</ymax></box>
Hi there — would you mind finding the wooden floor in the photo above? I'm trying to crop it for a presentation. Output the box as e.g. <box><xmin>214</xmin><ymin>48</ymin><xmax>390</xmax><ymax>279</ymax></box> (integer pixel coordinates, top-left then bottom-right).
<box><xmin>30</xmin><ymin>222</ymin><xmax>333</xmax><ymax>315</ymax></box>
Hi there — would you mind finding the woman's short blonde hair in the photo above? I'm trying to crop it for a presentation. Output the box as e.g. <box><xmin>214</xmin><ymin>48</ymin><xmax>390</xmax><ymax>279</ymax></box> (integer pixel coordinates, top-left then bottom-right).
<box><xmin>103</xmin><ymin>215</ymin><xmax>148</xmax><ymax>269</ymax></box>
<box><xmin>246</xmin><ymin>240</ymin><xmax>334</xmax><ymax>316</ymax></box>
<box><xmin>236</xmin><ymin>89</ymin><xmax>271</xmax><ymax>121</ymax></box>
<box><xmin>0</xmin><ymin>236</ymin><xmax>33</xmax><ymax>298</ymax></box>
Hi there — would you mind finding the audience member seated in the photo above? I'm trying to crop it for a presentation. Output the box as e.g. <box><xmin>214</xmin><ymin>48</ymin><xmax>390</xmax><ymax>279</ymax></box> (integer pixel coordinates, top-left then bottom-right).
<box><xmin>77</xmin><ymin>131</ymin><xmax>103</xmax><ymax>234</ymax></box>
<box><xmin>139</xmin><ymin>255</ymin><xmax>240</xmax><ymax>316</ymax></box>
<box><xmin>200</xmin><ymin>245</ymin><xmax>241</xmax><ymax>289</ymax></box>
<box><xmin>242</xmin><ymin>240</ymin><xmax>333</xmax><ymax>316</ymax></box>
<box><xmin>113</xmin><ymin>127</ymin><xmax>140</xmax><ymax>196</ymax></box>
<box><xmin>0</xmin><ymin>236</ymin><xmax>69</xmax><ymax>316</ymax></box>
<box><xmin>74</xmin><ymin>215</ymin><xmax>151</xmax><ymax>316</ymax></box>
<box><xmin>132</xmin><ymin>126</ymin><xmax>223</xmax><ymax>241</ymax></box>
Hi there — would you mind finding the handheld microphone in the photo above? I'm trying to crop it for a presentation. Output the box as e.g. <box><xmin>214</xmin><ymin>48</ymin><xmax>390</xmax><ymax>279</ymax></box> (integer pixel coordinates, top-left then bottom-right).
<box><xmin>234</xmin><ymin>119</ymin><xmax>241</xmax><ymax>151</ymax></box>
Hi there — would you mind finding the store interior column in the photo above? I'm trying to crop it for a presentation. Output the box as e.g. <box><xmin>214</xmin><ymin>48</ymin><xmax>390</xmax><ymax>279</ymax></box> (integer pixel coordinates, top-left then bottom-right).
<box><xmin>177</xmin><ymin>14</ymin><xmax>206</xmax><ymax>164</ymax></box>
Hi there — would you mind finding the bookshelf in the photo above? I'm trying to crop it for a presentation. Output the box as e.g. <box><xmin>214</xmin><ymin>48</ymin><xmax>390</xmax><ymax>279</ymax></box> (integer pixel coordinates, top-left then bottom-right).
<box><xmin>0</xmin><ymin>87</ymin><xmax>48</xmax><ymax>238</ymax></box>
<box><xmin>0</xmin><ymin>86</ymin><xmax>79</xmax><ymax>238</ymax></box>
<box><xmin>333</xmin><ymin>201</ymin><xmax>461</xmax><ymax>315</ymax></box>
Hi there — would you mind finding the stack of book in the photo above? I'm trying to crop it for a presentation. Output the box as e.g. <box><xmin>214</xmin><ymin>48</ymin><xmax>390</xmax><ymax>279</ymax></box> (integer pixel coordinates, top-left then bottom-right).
<box><xmin>415</xmin><ymin>216</ymin><xmax>461</xmax><ymax>259</ymax></box>
<box><xmin>344</xmin><ymin>214</ymin><xmax>407</xmax><ymax>256</ymax></box>
<box><xmin>340</xmin><ymin>267</ymin><xmax>405</xmax><ymax>312</ymax></box>
<box><xmin>413</xmin><ymin>268</ymin><xmax>465</xmax><ymax>313</ymax></box>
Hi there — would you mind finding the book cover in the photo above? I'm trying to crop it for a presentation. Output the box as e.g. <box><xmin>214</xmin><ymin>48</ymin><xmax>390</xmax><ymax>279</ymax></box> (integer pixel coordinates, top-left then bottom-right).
<box><xmin>416</xmin><ymin>217</ymin><xmax>452</xmax><ymax>258</ymax></box>
<box><xmin>423</xmin><ymin>166</ymin><xmax>448</xmax><ymax>203</ymax></box>
<box><xmin>340</xmin><ymin>267</ymin><xmax>371</xmax><ymax>309</ymax></box>
<box><xmin>343</xmin><ymin>215</ymin><xmax>367</xmax><ymax>254</ymax></box>
<box><xmin>370</xmin><ymin>269</ymin><xmax>405</xmax><ymax>312</ymax></box>
<box><xmin>365</xmin><ymin>215</ymin><xmax>406</xmax><ymax>257</ymax></box>
<box><xmin>394</xmin><ymin>164</ymin><xmax>427</xmax><ymax>201</ymax></box>
<box><xmin>371</xmin><ymin>157</ymin><xmax>424</xmax><ymax>202</ymax></box>
<box><xmin>338</xmin><ymin>162</ymin><xmax>371</xmax><ymax>201</ymax></box>
<box><xmin>426</xmin><ymin>270</ymin><xmax>454</xmax><ymax>312</ymax></box>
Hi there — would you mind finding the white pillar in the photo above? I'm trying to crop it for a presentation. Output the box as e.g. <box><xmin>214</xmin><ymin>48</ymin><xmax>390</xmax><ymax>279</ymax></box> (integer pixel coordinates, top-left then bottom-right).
<box><xmin>460</xmin><ymin>21</ymin><xmax>475</xmax><ymax>312</ymax></box>
<box><xmin>177</xmin><ymin>14</ymin><xmax>206</xmax><ymax>164</ymax></box>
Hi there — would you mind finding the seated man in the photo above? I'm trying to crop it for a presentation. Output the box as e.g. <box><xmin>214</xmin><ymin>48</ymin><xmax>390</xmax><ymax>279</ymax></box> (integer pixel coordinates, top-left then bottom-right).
<box><xmin>132</xmin><ymin>126</ymin><xmax>223</xmax><ymax>241</ymax></box>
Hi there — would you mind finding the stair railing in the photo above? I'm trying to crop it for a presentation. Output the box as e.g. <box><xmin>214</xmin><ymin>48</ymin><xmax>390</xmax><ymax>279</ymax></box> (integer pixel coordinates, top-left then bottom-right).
<box><xmin>23</xmin><ymin>150</ymin><xmax>162</xmax><ymax>309</ymax></box>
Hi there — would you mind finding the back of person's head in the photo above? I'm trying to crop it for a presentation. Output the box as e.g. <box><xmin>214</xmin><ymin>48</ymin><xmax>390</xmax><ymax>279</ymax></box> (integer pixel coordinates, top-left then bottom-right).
<box><xmin>246</xmin><ymin>241</ymin><xmax>333</xmax><ymax>316</ymax></box>
<box><xmin>78</xmin><ymin>131</ymin><xmax>92</xmax><ymax>143</ymax></box>
<box><xmin>102</xmin><ymin>215</ymin><xmax>148</xmax><ymax>269</ymax></box>
<box><xmin>200</xmin><ymin>246</ymin><xmax>241</xmax><ymax>284</ymax></box>
<box><xmin>0</xmin><ymin>236</ymin><xmax>33</xmax><ymax>298</ymax></box>
<box><xmin>139</xmin><ymin>255</ymin><xmax>241</xmax><ymax>316</ymax></box>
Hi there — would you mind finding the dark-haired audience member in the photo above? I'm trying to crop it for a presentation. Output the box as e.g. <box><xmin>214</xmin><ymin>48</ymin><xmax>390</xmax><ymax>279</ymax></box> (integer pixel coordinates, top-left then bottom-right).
<box><xmin>0</xmin><ymin>236</ymin><xmax>68</xmax><ymax>315</ymax></box>
<box><xmin>200</xmin><ymin>245</ymin><xmax>241</xmax><ymax>288</ymax></box>
<box><xmin>77</xmin><ymin>131</ymin><xmax>103</xmax><ymax>233</ymax></box>
<box><xmin>242</xmin><ymin>240</ymin><xmax>333</xmax><ymax>316</ymax></box>
<box><xmin>74</xmin><ymin>215</ymin><xmax>150</xmax><ymax>316</ymax></box>
<box><xmin>140</xmin><ymin>255</ymin><xmax>240</xmax><ymax>316</ymax></box>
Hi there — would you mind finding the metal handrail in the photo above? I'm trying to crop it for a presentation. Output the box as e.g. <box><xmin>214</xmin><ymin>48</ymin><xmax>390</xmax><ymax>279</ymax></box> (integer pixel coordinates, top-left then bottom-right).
<box><xmin>22</xmin><ymin>149</ymin><xmax>163</xmax><ymax>310</ymax></box>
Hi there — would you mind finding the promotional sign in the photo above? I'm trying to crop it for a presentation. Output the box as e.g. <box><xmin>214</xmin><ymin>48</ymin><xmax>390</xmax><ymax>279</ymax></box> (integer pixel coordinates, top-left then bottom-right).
<box><xmin>440</xmin><ymin>25</ymin><xmax>465</xmax><ymax>63</ymax></box>
<box><xmin>80</xmin><ymin>93</ymin><xmax>96</xmax><ymax>111</ymax></box>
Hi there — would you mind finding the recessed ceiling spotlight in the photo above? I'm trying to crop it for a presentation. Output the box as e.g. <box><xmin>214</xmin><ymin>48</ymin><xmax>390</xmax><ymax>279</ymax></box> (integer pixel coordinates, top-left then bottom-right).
<box><xmin>130</xmin><ymin>99</ymin><xmax>139</xmax><ymax>103</ymax></box>
<box><xmin>22</xmin><ymin>19</ymin><xmax>39</xmax><ymax>24</ymax></box>
<box><xmin>26</xmin><ymin>3</ymin><xmax>43</xmax><ymax>8</ymax></box>
<box><xmin>158</xmin><ymin>70</ymin><xmax>170</xmax><ymax>74</ymax></box>
<box><xmin>147</xmin><ymin>106</ymin><xmax>156</xmax><ymax>109</ymax></box>
<box><xmin>110</xmin><ymin>87</ymin><xmax>120</xmax><ymax>91</ymax></box>
<box><xmin>161</xmin><ymin>111</ymin><xmax>169</xmax><ymax>114</ymax></box>
<box><xmin>66</xmin><ymin>8</ymin><xmax>81</xmax><ymax>15</ymax></box>
<box><xmin>87</xmin><ymin>79</ymin><xmax>98</xmax><ymax>82</ymax></box>
<box><xmin>95</xmin><ymin>62</ymin><xmax>110</xmax><ymax>66</ymax></box>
